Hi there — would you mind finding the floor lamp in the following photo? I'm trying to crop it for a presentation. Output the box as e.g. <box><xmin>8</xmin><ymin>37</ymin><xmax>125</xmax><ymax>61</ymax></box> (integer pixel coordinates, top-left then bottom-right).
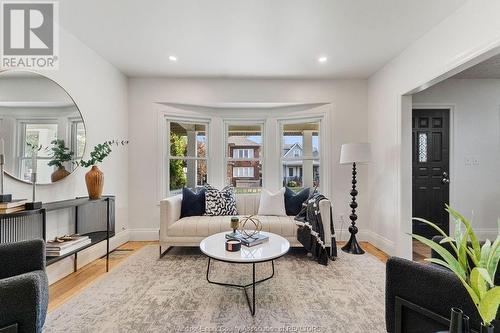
<box><xmin>340</xmin><ymin>143</ymin><xmax>371</xmax><ymax>255</ymax></box>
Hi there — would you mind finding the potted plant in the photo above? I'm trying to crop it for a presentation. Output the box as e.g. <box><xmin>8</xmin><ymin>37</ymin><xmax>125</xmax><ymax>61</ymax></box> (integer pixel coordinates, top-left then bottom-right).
<box><xmin>412</xmin><ymin>205</ymin><xmax>500</xmax><ymax>332</ymax></box>
<box><xmin>77</xmin><ymin>140</ymin><xmax>128</xmax><ymax>199</ymax></box>
<box><xmin>48</xmin><ymin>139</ymin><xmax>74</xmax><ymax>182</ymax></box>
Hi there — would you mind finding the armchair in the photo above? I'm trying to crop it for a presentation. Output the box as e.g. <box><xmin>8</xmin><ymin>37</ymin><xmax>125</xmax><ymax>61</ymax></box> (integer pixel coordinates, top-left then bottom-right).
<box><xmin>386</xmin><ymin>237</ymin><xmax>499</xmax><ymax>333</ymax></box>
<box><xmin>0</xmin><ymin>240</ymin><xmax>49</xmax><ymax>333</ymax></box>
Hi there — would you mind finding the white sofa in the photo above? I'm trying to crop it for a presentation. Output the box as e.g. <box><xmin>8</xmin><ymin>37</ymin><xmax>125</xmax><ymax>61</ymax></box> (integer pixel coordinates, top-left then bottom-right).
<box><xmin>159</xmin><ymin>193</ymin><xmax>334</xmax><ymax>256</ymax></box>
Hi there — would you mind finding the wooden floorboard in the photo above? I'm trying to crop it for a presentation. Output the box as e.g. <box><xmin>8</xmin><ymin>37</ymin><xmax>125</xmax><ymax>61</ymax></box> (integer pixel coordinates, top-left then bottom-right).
<box><xmin>48</xmin><ymin>240</ymin><xmax>389</xmax><ymax>312</ymax></box>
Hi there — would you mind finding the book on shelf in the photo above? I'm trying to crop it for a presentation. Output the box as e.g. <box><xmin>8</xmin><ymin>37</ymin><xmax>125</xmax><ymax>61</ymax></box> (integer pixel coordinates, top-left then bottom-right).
<box><xmin>0</xmin><ymin>199</ymin><xmax>27</xmax><ymax>210</ymax></box>
<box><xmin>46</xmin><ymin>238</ymin><xmax>91</xmax><ymax>256</ymax></box>
<box><xmin>225</xmin><ymin>232</ymin><xmax>269</xmax><ymax>247</ymax></box>
<box><xmin>0</xmin><ymin>206</ymin><xmax>25</xmax><ymax>214</ymax></box>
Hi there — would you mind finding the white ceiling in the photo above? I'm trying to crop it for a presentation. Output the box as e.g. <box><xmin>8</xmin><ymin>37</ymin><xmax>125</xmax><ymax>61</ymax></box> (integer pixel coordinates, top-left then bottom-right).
<box><xmin>453</xmin><ymin>54</ymin><xmax>500</xmax><ymax>79</ymax></box>
<box><xmin>59</xmin><ymin>0</ymin><xmax>466</xmax><ymax>78</ymax></box>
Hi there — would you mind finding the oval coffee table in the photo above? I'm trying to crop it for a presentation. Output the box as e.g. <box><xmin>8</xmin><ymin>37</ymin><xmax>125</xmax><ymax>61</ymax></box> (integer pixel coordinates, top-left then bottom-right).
<box><xmin>200</xmin><ymin>231</ymin><xmax>290</xmax><ymax>316</ymax></box>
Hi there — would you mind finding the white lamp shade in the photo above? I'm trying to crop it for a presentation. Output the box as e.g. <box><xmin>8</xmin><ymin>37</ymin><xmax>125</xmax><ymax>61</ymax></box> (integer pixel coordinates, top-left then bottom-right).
<box><xmin>340</xmin><ymin>143</ymin><xmax>371</xmax><ymax>164</ymax></box>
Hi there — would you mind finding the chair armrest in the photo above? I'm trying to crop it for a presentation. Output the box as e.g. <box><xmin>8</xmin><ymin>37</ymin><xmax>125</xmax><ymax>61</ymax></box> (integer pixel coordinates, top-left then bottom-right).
<box><xmin>385</xmin><ymin>257</ymin><xmax>488</xmax><ymax>333</ymax></box>
<box><xmin>318</xmin><ymin>199</ymin><xmax>333</xmax><ymax>247</ymax></box>
<box><xmin>159</xmin><ymin>195</ymin><xmax>182</xmax><ymax>241</ymax></box>
<box><xmin>0</xmin><ymin>240</ymin><xmax>45</xmax><ymax>280</ymax></box>
<box><xmin>0</xmin><ymin>271</ymin><xmax>48</xmax><ymax>333</ymax></box>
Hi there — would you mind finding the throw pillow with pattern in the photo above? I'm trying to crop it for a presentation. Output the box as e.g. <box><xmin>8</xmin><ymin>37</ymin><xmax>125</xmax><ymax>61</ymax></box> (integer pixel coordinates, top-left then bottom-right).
<box><xmin>204</xmin><ymin>185</ymin><xmax>238</xmax><ymax>216</ymax></box>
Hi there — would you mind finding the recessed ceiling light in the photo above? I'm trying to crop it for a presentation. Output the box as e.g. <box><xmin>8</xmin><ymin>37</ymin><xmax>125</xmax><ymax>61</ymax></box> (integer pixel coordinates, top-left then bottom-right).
<box><xmin>168</xmin><ymin>55</ymin><xmax>178</xmax><ymax>62</ymax></box>
<box><xmin>318</xmin><ymin>56</ymin><xmax>327</xmax><ymax>63</ymax></box>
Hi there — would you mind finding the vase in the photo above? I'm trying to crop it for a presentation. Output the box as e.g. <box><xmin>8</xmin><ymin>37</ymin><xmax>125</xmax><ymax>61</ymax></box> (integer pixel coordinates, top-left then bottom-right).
<box><xmin>480</xmin><ymin>323</ymin><xmax>494</xmax><ymax>333</ymax></box>
<box><xmin>85</xmin><ymin>165</ymin><xmax>104</xmax><ymax>199</ymax></box>
<box><xmin>51</xmin><ymin>166</ymin><xmax>70</xmax><ymax>182</ymax></box>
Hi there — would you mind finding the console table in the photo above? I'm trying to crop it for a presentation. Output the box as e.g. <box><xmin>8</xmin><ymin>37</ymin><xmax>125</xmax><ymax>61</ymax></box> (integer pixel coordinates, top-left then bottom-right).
<box><xmin>0</xmin><ymin>196</ymin><xmax>115</xmax><ymax>272</ymax></box>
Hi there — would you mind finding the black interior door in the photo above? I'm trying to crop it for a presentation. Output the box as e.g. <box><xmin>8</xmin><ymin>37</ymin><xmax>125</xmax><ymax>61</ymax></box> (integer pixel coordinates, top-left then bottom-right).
<box><xmin>412</xmin><ymin>109</ymin><xmax>450</xmax><ymax>238</ymax></box>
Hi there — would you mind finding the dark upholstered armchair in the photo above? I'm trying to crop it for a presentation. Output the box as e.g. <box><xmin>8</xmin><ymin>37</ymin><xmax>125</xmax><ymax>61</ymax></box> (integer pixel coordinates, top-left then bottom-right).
<box><xmin>386</xmin><ymin>237</ymin><xmax>499</xmax><ymax>333</ymax></box>
<box><xmin>0</xmin><ymin>240</ymin><xmax>49</xmax><ymax>333</ymax></box>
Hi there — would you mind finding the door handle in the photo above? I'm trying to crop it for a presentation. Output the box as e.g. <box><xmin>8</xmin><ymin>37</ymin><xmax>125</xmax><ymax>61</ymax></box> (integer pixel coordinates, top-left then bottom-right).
<box><xmin>442</xmin><ymin>172</ymin><xmax>450</xmax><ymax>184</ymax></box>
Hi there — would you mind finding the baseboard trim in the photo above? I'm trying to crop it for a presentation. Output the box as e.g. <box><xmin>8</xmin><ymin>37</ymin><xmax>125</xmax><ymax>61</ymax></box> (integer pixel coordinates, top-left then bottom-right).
<box><xmin>363</xmin><ymin>230</ymin><xmax>395</xmax><ymax>256</ymax></box>
<box><xmin>128</xmin><ymin>228</ymin><xmax>159</xmax><ymax>241</ymax></box>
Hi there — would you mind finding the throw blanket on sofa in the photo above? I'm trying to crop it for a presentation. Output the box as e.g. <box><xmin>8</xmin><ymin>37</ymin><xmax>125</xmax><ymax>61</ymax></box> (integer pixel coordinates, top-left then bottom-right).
<box><xmin>295</xmin><ymin>193</ymin><xmax>337</xmax><ymax>265</ymax></box>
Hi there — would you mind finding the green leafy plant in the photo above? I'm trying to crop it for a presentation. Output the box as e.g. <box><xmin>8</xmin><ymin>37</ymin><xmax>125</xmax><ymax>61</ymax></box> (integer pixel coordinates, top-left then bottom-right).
<box><xmin>411</xmin><ymin>205</ymin><xmax>500</xmax><ymax>326</ymax></box>
<box><xmin>169</xmin><ymin>134</ymin><xmax>186</xmax><ymax>189</ymax></box>
<box><xmin>48</xmin><ymin>139</ymin><xmax>74</xmax><ymax>168</ymax></box>
<box><xmin>77</xmin><ymin>140</ymin><xmax>129</xmax><ymax>168</ymax></box>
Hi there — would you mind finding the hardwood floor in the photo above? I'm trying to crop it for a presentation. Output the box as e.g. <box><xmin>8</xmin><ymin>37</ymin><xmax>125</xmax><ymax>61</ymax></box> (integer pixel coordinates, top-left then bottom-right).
<box><xmin>412</xmin><ymin>239</ymin><xmax>431</xmax><ymax>263</ymax></box>
<box><xmin>48</xmin><ymin>240</ymin><xmax>389</xmax><ymax>312</ymax></box>
<box><xmin>48</xmin><ymin>241</ymin><xmax>156</xmax><ymax>312</ymax></box>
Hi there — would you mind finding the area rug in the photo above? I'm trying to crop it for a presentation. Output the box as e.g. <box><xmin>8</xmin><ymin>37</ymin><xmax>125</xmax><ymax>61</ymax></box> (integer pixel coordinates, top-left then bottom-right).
<box><xmin>45</xmin><ymin>246</ymin><xmax>386</xmax><ymax>333</ymax></box>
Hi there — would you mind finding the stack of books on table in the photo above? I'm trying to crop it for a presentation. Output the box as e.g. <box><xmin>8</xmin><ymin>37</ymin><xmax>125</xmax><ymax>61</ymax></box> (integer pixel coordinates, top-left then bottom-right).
<box><xmin>0</xmin><ymin>199</ymin><xmax>27</xmax><ymax>214</ymax></box>
<box><xmin>46</xmin><ymin>236</ymin><xmax>91</xmax><ymax>257</ymax></box>
<box><xmin>225</xmin><ymin>232</ymin><xmax>269</xmax><ymax>247</ymax></box>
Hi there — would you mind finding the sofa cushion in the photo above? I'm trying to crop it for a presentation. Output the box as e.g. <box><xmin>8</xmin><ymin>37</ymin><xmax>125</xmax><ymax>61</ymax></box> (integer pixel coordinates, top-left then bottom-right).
<box><xmin>204</xmin><ymin>185</ymin><xmax>238</xmax><ymax>216</ymax></box>
<box><xmin>257</xmin><ymin>188</ymin><xmax>286</xmax><ymax>216</ymax></box>
<box><xmin>180</xmin><ymin>187</ymin><xmax>205</xmax><ymax>218</ymax></box>
<box><xmin>284</xmin><ymin>187</ymin><xmax>310</xmax><ymax>216</ymax></box>
<box><xmin>167</xmin><ymin>215</ymin><xmax>298</xmax><ymax>238</ymax></box>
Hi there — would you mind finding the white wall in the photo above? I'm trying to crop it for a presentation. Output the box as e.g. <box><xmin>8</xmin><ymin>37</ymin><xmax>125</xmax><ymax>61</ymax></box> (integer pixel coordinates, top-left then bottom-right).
<box><xmin>367</xmin><ymin>0</ymin><xmax>500</xmax><ymax>257</ymax></box>
<box><xmin>128</xmin><ymin>78</ymin><xmax>368</xmax><ymax>241</ymax></box>
<box><xmin>413</xmin><ymin>79</ymin><xmax>500</xmax><ymax>238</ymax></box>
<box><xmin>0</xmin><ymin>28</ymin><xmax>129</xmax><ymax>283</ymax></box>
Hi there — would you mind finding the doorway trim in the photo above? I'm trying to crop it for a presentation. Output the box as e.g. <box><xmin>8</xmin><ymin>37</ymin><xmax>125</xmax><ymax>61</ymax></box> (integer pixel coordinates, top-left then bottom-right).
<box><xmin>411</xmin><ymin>104</ymin><xmax>456</xmax><ymax>236</ymax></box>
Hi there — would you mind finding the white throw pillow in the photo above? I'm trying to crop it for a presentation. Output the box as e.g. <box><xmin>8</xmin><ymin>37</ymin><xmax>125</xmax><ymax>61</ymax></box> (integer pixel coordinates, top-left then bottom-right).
<box><xmin>258</xmin><ymin>188</ymin><xmax>286</xmax><ymax>216</ymax></box>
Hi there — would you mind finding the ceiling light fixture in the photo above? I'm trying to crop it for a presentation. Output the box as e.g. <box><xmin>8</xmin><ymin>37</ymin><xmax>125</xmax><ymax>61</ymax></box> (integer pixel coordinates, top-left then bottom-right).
<box><xmin>168</xmin><ymin>55</ymin><xmax>178</xmax><ymax>62</ymax></box>
<box><xmin>318</xmin><ymin>56</ymin><xmax>327</xmax><ymax>63</ymax></box>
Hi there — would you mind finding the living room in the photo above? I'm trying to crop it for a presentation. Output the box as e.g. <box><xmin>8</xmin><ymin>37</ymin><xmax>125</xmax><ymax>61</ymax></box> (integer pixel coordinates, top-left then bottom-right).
<box><xmin>0</xmin><ymin>1</ymin><xmax>499</xmax><ymax>333</ymax></box>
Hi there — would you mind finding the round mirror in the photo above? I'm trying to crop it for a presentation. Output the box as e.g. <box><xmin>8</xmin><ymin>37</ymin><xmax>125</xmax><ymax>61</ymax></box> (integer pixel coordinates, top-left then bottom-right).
<box><xmin>0</xmin><ymin>70</ymin><xmax>86</xmax><ymax>184</ymax></box>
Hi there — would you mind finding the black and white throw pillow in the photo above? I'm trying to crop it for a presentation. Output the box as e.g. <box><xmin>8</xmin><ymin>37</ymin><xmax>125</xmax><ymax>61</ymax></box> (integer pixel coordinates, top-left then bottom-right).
<box><xmin>204</xmin><ymin>185</ymin><xmax>238</xmax><ymax>216</ymax></box>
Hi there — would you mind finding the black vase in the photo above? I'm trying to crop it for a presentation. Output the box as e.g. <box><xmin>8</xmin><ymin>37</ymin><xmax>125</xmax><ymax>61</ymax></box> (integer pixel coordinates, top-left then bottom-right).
<box><xmin>449</xmin><ymin>308</ymin><xmax>463</xmax><ymax>333</ymax></box>
<box><xmin>480</xmin><ymin>323</ymin><xmax>494</xmax><ymax>333</ymax></box>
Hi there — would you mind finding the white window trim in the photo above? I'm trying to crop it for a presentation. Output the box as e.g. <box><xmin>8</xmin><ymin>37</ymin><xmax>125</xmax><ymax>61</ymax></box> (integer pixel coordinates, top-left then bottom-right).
<box><xmin>233</xmin><ymin>166</ymin><xmax>254</xmax><ymax>178</ymax></box>
<box><xmin>164</xmin><ymin>117</ymin><xmax>210</xmax><ymax>197</ymax></box>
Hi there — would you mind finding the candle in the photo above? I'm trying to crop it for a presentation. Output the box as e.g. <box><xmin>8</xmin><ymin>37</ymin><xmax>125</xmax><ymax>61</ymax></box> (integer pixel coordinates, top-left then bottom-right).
<box><xmin>32</xmin><ymin>149</ymin><xmax>37</xmax><ymax>175</ymax></box>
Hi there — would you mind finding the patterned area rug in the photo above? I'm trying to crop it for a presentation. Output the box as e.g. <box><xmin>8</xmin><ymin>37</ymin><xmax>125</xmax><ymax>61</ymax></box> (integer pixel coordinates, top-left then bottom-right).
<box><xmin>45</xmin><ymin>246</ymin><xmax>386</xmax><ymax>333</ymax></box>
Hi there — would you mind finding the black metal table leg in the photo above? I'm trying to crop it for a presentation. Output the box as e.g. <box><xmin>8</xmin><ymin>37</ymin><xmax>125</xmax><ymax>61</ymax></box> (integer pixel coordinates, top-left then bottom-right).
<box><xmin>206</xmin><ymin>258</ymin><xmax>275</xmax><ymax>316</ymax></box>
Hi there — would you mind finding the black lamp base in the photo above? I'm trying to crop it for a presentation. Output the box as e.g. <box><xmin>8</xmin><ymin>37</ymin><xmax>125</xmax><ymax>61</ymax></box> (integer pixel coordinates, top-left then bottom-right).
<box><xmin>341</xmin><ymin>234</ymin><xmax>365</xmax><ymax>255</ymax></box>
<box><xmin>25</xmin><ymin>201</ymin><xmax>42</xmax><ymax>210</ymax></box>
<box><xmin>0</xmin><ymin>194</ymin><xmax>12</xmax><ymax>203</ymax></box>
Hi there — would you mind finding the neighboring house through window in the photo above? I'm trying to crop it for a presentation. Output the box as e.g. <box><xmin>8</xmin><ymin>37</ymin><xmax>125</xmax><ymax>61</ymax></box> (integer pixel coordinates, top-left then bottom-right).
<box><xmin>226</xmin><ymin>123</ymin><xmax>263</xmax><ymax>193</ymax></box>
<box><xmin>281</xmin><ymin>120</ymin><xmax>321</xmax><ymax>191</ymax></box>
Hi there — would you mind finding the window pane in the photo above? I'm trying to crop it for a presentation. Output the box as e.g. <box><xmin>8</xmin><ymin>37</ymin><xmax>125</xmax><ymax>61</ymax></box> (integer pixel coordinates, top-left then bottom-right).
<box><xmin>169</xmin><ymin>159</ymin><xmax>207</xmax><ymax>193</ymax></box>
<box><xmin>282</xmin><ymin>122</ymin><xmax>319</xmax><ymax>160</ymax></box>
<box><xmin>418</xmin><ymin>132</ymin><xmax>427</xmax><ymax>162</ymax></box>
<box><xmin>227</xmin><ymin>161</ymin><xmax>261</xmax><ymax>192</ymax></box>
<box><xmin>76</xmin><ymin>122</ymin><xmax>86</xmax><ymax>157</ymax></box>
<box><xmin>21</xmin><ymin>158</ymin><xmax>52</xmax><ymax>183</ymax></box>
<box><xmin>25</xmin><ymin>123</ymin><xmax>58</xmax><ymax>158</ymax></box>
<box><xmin>227</xmin><ymin>124</ymin><xmax>262</xmax><ymax>159</ymax></box>
<box><xmin>169</xmin><ymin>122</ymin><xmax>207</xmax><ymax>158</ymax></box>
<box><xmin>282</xmin><ymin>159</ymin><xmax>320</xmax><ymax>189</ymax></box>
